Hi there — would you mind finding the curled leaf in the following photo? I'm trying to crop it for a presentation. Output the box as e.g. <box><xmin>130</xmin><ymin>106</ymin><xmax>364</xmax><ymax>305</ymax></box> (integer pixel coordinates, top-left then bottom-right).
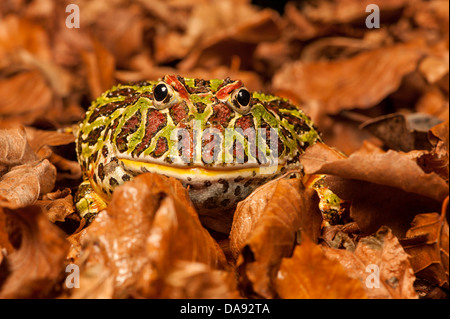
<box><xmin>75</xmin><ymin>173</ymin><xmax>228</xmax><ymax>298</ymax></box>
<box><xmin>301</xmin><ymin>143</ymin><xmax>449</xmax><ymax>202</ymax></box>
<box><xmin>0</xmin><ymin>206</ymin><xmax>69</xmax><ymax>298</ymax></box>
<box><xmin>322</xmin><ymin>227</ymin><xmax>418</xmax><ymax>299</ymax></box>
<box><xmin>0</xmin><ymin>159</ymin><xmax>57</xmax><ymax>209</ymax></box>
<box><xmin>400</xmin><ymin>208</ymin><xmax>449</xmax><ymax>288</ymax></box>
<box><xmin>230</xmin><ymin>176</ymin><xmax>322</xmax><ymax>298</ymax></box>
<box><xmin>276</xmin><ymin>234</ymin><xmax>367</xmax><ymax>299</ymax></box>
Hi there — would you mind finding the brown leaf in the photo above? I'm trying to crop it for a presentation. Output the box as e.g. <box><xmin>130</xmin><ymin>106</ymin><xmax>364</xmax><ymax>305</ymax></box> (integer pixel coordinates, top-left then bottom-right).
<box><xmin>322</xmin><ymin>226</ymin><xmax>418</xmax><ymax>299</ymax></box>
<box><xmin>429</xmin><ymin>120</ymin><xmax>449</xmax><ymax>156</ymax></box>
<box><xmin>75</xmin><ymin>173</ymin><xmax>228</xmax><ymax>298</ymax></box>
<box><xmin>178</xmin><ymin>5</ymin><xmax>281</xmax><ymax>71</ymax></box>
<box><xmin>0</xmin><ymin>70</ymin><xmax>53</xmax><ymax>123</ymax></box>
<box><xmin>23</xmin><ymin>127</ymin><xmax>76</xmax><ymax>152</ymax></box>
<box><xmin>302</xmin><ymin>0</ymin><xmax>408</xmax><ymax>24</ymax></box>
<box><xmin>301</xmin><ymin>143</ymin><xmax>449</xmax><ymax>202</ymax></box>
<box><xmin>0</xmin><ymin>127</ymin><xmax>38</xmax><ymax>170</ymax></box>
<box><xmin>230</xmin><ymin>176</ymin><xmax>322</xmax><ymax>298</ymax></box>
<box><xmin>275</xmin><ymin>234</ymin><xmax>367</xmax><ymax>299</ymax></box>
<box><xmin>0</xmin><ymin>159</ymin><xmax>56</xmax><ymax>209</ymax></box>
<box><xmin>326</xmin><ymin>175</ymin><xmax>441</xmax><ymax>239</ymax></box>
<box><xmin>37</xmin><ymin>188</ymin><xmax>75</xmax><ymax>223</ymax></box>
<box><xmin>360</xmin><ymin>113</ymin><xmax>441</xmax><ymax>152</ymax></box>
<box><xmin>400</xmin><ymin>208</ymin><xmax>449</xmax><ymax>288</ymax></box>
<box><xmin>80</xmin><ymin>36</ymin><xmax>116</xmax><ymax>100</ymax></box>
<box><xmin>160</xmin><ymin>261</ymin><xmax>240</xmax><ymax>299</ymax></box>
<box><xmin>272</xmin><ymin>41</ymin><xmax>426</xmax><ymax>114</ymax></box>
<box><xmin>0</xmin><ymin>206</ymin><xmax>69</xmax><ymax>298</ymax></box>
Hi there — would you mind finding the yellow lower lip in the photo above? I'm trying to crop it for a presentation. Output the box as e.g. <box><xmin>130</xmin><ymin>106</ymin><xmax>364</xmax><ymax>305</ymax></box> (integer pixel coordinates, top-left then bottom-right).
<box><xmin>119</xmin><ymin>158</ymin><xmax>282</xmax><ymax>179</ymax></box>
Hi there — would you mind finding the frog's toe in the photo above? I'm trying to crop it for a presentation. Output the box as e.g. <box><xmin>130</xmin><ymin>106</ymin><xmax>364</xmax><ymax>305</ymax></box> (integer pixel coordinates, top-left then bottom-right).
<box><xmin>74</xmin><ymin>180</ymin><xmax>107</xmax><ymax>223</ymax></box>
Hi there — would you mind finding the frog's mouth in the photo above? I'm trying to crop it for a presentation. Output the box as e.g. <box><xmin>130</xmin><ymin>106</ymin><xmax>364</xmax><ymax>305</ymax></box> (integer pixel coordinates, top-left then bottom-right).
<box><xmin>119</xmin><ymin>158</ymin><xmax>283</xmax><ymax>180</ymax></box>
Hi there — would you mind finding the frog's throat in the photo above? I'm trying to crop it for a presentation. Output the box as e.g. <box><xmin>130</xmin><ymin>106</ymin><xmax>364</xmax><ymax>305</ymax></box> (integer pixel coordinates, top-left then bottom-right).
<box><xmin>119</xmin><ymin>158</ymin><xmax>284</xmax><ymax>180</ymax></box>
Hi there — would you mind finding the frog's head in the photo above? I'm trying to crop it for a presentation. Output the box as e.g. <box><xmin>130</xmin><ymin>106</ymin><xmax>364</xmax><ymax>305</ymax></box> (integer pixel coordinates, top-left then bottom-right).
<box><xmin>77</xmin><ymin>75</ymin><xmax>320</xmax><ymax>230</ymax></box>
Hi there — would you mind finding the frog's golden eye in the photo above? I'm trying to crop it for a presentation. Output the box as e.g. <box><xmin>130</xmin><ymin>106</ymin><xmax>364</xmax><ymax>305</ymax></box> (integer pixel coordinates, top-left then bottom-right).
<box><xmin>230</xmin><ymin>87</ymin><xmax>251</xmax><ymax>114</ymax></box>
<box><xmin>153</xmin><ymin>82</ymin><xmax>174</xmax><ymax>109</ymax></box>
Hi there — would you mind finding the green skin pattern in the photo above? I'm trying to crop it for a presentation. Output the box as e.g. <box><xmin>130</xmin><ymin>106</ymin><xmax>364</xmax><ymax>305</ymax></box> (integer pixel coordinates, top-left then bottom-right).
<box><xmin>75</xmin><ymin>74</ymin><xmax>338</xmax><ymax>230</ymax></box>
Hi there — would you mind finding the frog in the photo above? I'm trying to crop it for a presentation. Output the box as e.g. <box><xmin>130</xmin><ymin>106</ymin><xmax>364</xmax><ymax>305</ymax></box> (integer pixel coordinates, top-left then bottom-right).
<box><xmin>75</xmin><ymin>74</ymin><xmax>344</xmax><ymax>232</ymax></box>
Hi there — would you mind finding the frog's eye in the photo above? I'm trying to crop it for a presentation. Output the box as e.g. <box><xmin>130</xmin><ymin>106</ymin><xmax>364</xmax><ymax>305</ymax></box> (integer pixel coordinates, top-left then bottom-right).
<box><xmin>153</xmin><ymin>82</ymin><xmax>174</xmax><ymax>109</ymax></box>
<box><xmin>231</xmin><ymin>88</ymin><xmax>251</xmax><ymax>114</ymax></box>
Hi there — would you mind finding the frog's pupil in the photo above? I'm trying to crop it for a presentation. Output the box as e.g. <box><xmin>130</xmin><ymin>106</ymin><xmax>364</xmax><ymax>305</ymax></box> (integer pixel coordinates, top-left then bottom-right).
<box><xmin>237</xmin><ymin>89</ymin><xmax>250</xmax><ymax>107</ymax></box>
<box><xmin>154</xmin><ymin>84</ymin><xmax>168</xmax><ymax>102</ymax></box>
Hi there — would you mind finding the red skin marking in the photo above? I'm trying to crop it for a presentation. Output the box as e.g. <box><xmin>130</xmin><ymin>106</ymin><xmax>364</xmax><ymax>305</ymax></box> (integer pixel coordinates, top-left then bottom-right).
<box><xmin>154</xmin><ymin>137</ymin><xmax>168</xmax><ymax>157</ymax></box>
<box><xmin>216</xmin><ymin>80</ymin><xmax>243</xmax><ymax>100</ymax></box>
<box><xmin>164</xmin><ymin>75</ymin><xmax>189</xmax><ymax>100</ymax></box>
<box><xmin>235</xmin><ymin>114</ymin><xmax>254</xmax><ymax>131</ymax></box>
<box><xmin>210</xmin><ymin>103</ymin><xmax>231</xmax><ymax>126</ymax></box>
<box><xmin>133</xmin><ymin>109</ymin><xmax>166</xmax><ymax>154</ymax></box>
<box><xmin>171</xmin><ymin>102</ymin><xmax>188</xmax><ymax>124</ymax></box>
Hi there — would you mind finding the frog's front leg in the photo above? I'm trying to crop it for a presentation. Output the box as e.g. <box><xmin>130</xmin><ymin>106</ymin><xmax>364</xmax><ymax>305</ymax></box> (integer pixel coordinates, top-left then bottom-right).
<box><xmin>74</xmin><ymin>179</ymin><xmax>107</xmax><ymax>224</ymax></box>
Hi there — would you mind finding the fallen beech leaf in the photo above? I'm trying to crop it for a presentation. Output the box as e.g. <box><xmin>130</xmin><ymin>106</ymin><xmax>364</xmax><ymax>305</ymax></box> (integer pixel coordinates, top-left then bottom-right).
<box><xmin>0</xmin><ymin>127</ymin><xmax>38</xmax><ymax>169</ymax></box>
<box><xmin>302</xmin><ymin>0</ymin><xmax>408</xmax><ymax>24</ymax></box>
<box><xmin>0</xmin><ymin>70</ymin><xmax>53</xmax><ymax>122</ymax></box>
<box><xmin>0</xmin><ymin>159</ymin><xmax>57</xmax><ymax>209</ymax></box>
<box><xmin>360</xmin><ymin>113</ymin><xmax>441</xmax><ymax>151</ymax></box>
<box><xmin>37</xmin><ymin>188</ymin><xmax>75</xmax><ymax>223</ymax></box>
<box><xmin>23</xmin><ymin>127</ymin><xmax>76</xmax><ymax>152</ymax></box>
<box><xmin>42</xmin><ymin>147</ymin><xmax>82</xmax><ymax>182</ymax></box>
<box><xmin>419</xmin><ymin>55</ymin><xmax>449</xmax><ymax>84</ymax></box>
<box><xmin>400</xmin><ymin>209</ymin><xmax>449</xmax><ymax>288</ymax></box>
<box><xmin>80</xmin><ymin>36</ymin><xmax>116</xmax><ymax>100</ymax></box>
<box><xmin>272</xmin><ymin>41</ymin><xmax>426</xmax><ymax>114</ymax></box>
<box><xmin>230</xmin><ymin>176</ymin><xmax>322</xmax><ymax>298</ymax></box>
<box><xmin>75</xmin><ymin>173</ymin><xmax>228</xmax><ymax>298</ymax></box>
<box><xmin>0</xmin><ymin>206</ymin><xmax>69</xmax><ymax>298</ymax></box>
<box><xmin>178</xmin><ymin>5</ymin><xmax>281</xmax><ymax>71</ymax></box>
<box><xmin>161</xmin><ymin>261</ymin><xmax>240</xmax><ymax>299</ymax></box>
<box><xmin>322</xmin><ymin>227</ymin><xmax>418</xmax><ymax>299</ymax></box>
<box><xmin>276</xmin><ymin>234</ymin><xmax>367</xmax><ymax>299</ymax></box>
<box><xmin>321</xmin><ymin>223</ymin><xmax>360</xmax><ymax>251</ymax></box>
<box><xmin>0</xmin><ymin>15</ymin><xmax>51</xmax><ymax>68</ymax></box>
<box><xmin>301</xmin><ymin>143</ymin><xmax>449</xmax><ymax>202</ymax></box>
<box><xmin>429</xmin><ymin>120</ymin><xmax>449</xmax><ymax>156</ymax></box>
<box><xmin>324</xmin><ymin>175</ymin><xmax>442</xmax><ymax>237</ymax></box>
<box><xmin>416</xmin><ymin>87</ymin><xmax>449</xmax><ymax>121</ymax></box>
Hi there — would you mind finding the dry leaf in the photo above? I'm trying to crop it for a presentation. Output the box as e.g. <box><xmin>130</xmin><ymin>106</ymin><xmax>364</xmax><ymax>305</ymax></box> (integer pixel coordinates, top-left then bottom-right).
<box><xmin>275</xmin><ymin>234</ymin><xmax>367</xmax><ymax>299</ymax></box>
<box><xmin>74</xmin><ymin>173</ymin><xmax>228</xmax><ymax>298</ymax></box>
<box><xmin>23</xmin><ymin>127</ymin><xmax>76</xmax><ymax>152</ymax></box>
<box><xmin>230</xmin><ymin>176</ymin><xmax>322</xmax><ymax>298</ymax></box>
<box><xmin>272</xmin><ymin>41</ymin><xmax>426</xmax><ymax>114</ymax></box>
<box><xmin>301</xmin><ymin>143</ymin><xmax>448</xmax><ymax>202</ymax></box>
<box><xmin>360</xmin><ymin>113</ymin><xmax>441</xmax><ymax>152</ymax></box>
<box><xmin>0</xmin><ymin>159</ymin><xmax>56</xmax><ymax>209</ymax></box>
<box><xmin>322</xmin><ymin>227</ymin><xmax>418</xmax><ymax>299</ymax></box>
<box><xmin>0</xmin><ymin>127</ymin><xmax>38</xmax><ymax>171</ymax></box>
<box><xmin>0</xmin><ymin>70</ymin><xmax>53</xmax><ymax>123</ymax></box>
<box><xmin>400</xmin><ymin>209</ymin><xmax>449</xmax><ymax>288</ymax></box>
<box><xmin>0</xmin><ymin>206</ymin><xmax>69</xmax><ymax>298</ymax></box>
<box><xmin>160</xmin><ymin>261</ymin><xmax>240</xmax><ymax>299</ymax></box>
<box><xmin>37</xmin><ymin>188</ymin><xmax>75</xmax><ymax>223</ymax></box>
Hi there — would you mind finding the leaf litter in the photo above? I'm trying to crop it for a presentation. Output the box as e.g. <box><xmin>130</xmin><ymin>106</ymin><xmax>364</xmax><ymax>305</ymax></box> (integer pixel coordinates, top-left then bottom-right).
<box><xmin>0</xmin><ymin>0</ymin><xmax>448</xmax><ymax>299</ymax></box>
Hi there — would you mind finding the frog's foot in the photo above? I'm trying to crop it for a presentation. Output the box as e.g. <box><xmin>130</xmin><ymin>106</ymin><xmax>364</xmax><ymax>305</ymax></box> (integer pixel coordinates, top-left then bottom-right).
<box><xmin>304</xmin><ymin>174</ymin><xmax>347</xmax><ymax>226</ymax></box>
<box><xmin>74</xmin><ymin>180</ymin><xmax>107</xmax><ymax>224</ymax></box>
